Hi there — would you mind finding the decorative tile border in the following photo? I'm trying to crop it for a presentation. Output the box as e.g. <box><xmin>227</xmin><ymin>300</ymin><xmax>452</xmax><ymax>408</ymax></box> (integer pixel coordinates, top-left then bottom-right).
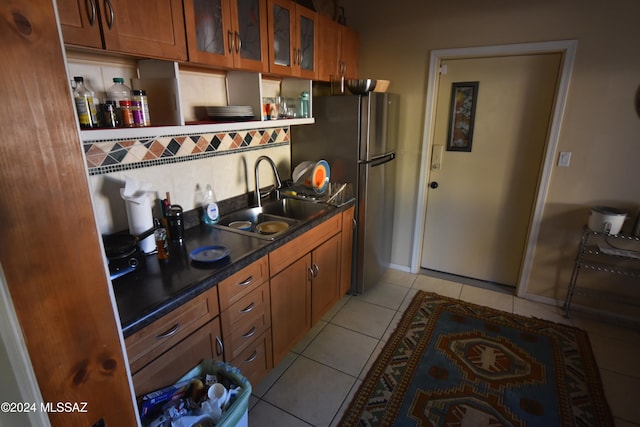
<box><xmin>84</xmin><ymin>127</ymin><xmax>290</xmax><ymax>176</ymax></box>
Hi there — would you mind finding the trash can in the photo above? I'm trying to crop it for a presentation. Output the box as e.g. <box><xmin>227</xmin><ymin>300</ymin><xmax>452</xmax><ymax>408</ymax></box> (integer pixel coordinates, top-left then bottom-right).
<box><xmin>138</xmin><ymin>359</ymin><xmax>251</xmax><ymax>427</ymax></box>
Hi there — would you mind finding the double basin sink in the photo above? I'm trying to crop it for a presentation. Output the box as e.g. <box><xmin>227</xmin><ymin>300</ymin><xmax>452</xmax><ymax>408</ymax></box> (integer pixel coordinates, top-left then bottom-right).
<box><xmin>212</xmin><ymin>197</ymin><xmax>334</xmax><ymax>240</ymax></box>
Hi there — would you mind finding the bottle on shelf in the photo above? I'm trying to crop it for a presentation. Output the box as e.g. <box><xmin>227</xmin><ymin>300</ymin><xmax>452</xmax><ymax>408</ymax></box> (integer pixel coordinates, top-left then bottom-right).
<box><xmin>132</xmin><ymin>89</ymin><xmax>151</xmax><ymax>127</ymax></box>
<box><xmin>202</xmin><ymin>184</ymin><xmax>220</xmax><ymax>224</ymax></box>
<box><xmin>299</xmin><ymin>91</ymin><xmax>310</xmax><ymax>118</ymax></box>
<box><xmin>119</xmin><ymin>100</ymin><xmax>136</xmax><ymax>128</ymax></box>
<box><xmin>106</xmin><ymin>77</ymin><xmax>132</xmax><ymax>127</ymax></box>
<box><xmin>72</xmin><ymin>76</ymin><xmax>99</xmax><ymax>129</ymax></box>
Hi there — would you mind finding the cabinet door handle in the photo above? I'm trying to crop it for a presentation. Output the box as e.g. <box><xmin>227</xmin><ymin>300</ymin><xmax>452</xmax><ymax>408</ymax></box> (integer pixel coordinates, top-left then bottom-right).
<box><xmin>307</xmin><ymin>265</ymin><xmax>314</xmax><ymax>281</ymax></box>
<box><xmin>235</xmin><ymin>31</ymin><xmax>241</xmax><ymax>53</ymax></box>
<box><xmin>155</xmin><ymin>323</ymin><xmax>180</xmax><ymax>339</ymax></box>
<box><xmin>242</xmin><ymin>326</ymin><xmax>257</xmax><ymax>339</ymax></box>
<box><xmin>237</xmin><ymin>276</ymin><xmax>253</xmax><ymax>287</ymax></box>
<box><xmin>85</xmin><ymin>0</ymin><xmax>96</xmax><ymax>26</ymax></box>
<box><xmin>227</xmin><ymin>30</ymin><xmax>234</xmax><ymax>54</ymax></box>
<box><xmin>215</xmin><ymin>336</ymin><xmax>224</xmax><ymax>357</ymax></box>
<box><xmin>240</xmin><ymin>302</ymin><xmax>255</xmax><ymax>313</ymax></box>
<box><xmin>244</xmin><ymin>351</ymin><xmax>258</xmax><ymax>363</ymax></box>
<box><xmin>313</xmin><ymin>263</ymin><xmax>319</xmax><ymax>278</ymax></box>
<box><xmin>103</xmin><ymin>0</ymin><xmax>114</xmax><ymax>30</ymax></box>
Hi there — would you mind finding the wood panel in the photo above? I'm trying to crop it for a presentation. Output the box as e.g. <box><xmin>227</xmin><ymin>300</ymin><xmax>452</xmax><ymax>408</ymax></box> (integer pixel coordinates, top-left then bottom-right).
<box><xmin>230</xmin><ymin>329</ymin><xmax>273</xmax><ymax>387</ymax></box>
<box><xmin>270</xmin><ymin>255</ymin><xmax>311</xmax><ymax>365</ymax></box>
<box><xmin>310</xmin><ymin>234</ymin><xmax>341</xmax><ymax>324</ymax></box>
<box><xmin>0</xmin><ymin>1</ymin><xmax>138</xmax><ymax>425</ymax></box>
<box><xmin>126</xmin><ymin>287</ymin><xmax>219</xmax><ymax>373</ymax></box>
<box><xmin>220</xmin><ymin>283</ymin><xmax>271</xmax><ymax>361</ymax></box>
<box><xmin>217</xmin><ymin>256</ymin><xmax>269</xmax><ymax>311</ymax></box>
<box><xmin>103</xmin><ymin>0</ymin><xmax>187</xmax><ymax>60</ymax></box>
<box><xmin>56</xmin><ymin>0</ymin><xmax>103</xmax><ymax>48</ymax></box>
<box><xmin>131</xmin><ymin>319</ymin><xmax>222</xmax><ymax>396</ymax></box>
<box><xmin>269</xmin><ymin>214</ymin><xmax>341</xmax><ymax>275</ymax></box>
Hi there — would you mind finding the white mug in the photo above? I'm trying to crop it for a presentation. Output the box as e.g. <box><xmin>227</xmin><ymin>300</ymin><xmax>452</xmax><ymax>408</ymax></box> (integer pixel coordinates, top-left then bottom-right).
<box><xmin>207</xmin><ymin>383</ymin><xmax>229</xmax><ymax>409</ymax></box>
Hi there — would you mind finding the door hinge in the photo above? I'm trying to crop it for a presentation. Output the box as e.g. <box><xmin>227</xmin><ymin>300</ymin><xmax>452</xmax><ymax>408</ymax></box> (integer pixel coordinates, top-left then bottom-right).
<box><xmin>439</xmin><ymin>64</ymin><xmax>448</xmax><ymax>75</ymax></box>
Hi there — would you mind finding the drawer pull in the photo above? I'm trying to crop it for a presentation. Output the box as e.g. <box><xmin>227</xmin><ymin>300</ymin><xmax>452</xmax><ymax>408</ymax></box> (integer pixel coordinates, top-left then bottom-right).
<box><xmin>244</xmin><ymin>351</ymin><xmax>258</xmax><ymax>363</ymax></box>
<box><xmin>155</xmin><ymin>323</ymin><xmax>180</xmax><ymax>339</ymax></box>
<box><xmin>242</xmin><ymin>326</ymin><xmax>257</xmax><ymax>339</ymax></box>
<box><xmin>240</xmin><ymin>302</ymin><xmax>255</xmax><ymax>313</ymax></box>
<box><xmin>237</xmin><ymin>276</ymin><xmax>254</xmax><ymax>287</ymax></box>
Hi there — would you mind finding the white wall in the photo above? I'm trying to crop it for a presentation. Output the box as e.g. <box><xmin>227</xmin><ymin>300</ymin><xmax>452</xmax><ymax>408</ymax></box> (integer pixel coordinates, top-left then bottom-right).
<box><xmin>89</xmin><ymin>144</ymin><xmax>291</xmax><ymax>234</ymax></box>
<box><xmin>343</xmin><ymin>0</ymin><xmax>640</xmax><ymax>310</ymax></box>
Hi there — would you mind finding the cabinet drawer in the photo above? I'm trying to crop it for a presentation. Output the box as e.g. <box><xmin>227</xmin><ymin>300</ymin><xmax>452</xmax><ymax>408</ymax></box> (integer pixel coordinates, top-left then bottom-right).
<box><xmin>218</xmin><ymin>256</ymin><xmax>269</xmax><ymax>311</ymax></box>
<box><xmin>269</xmin><ymin>214</ymin><xmax>342</xmax><ymax>276</ymax></box>
<box><xmin>230</xmin><ymin>329</ymin><xmax>273</xmax><ymax>388</ymax></box>
<box><xmin>126</xmin><ymin>287</ymin><xmax>219</xmax><ymax>373</ymax></box>
<box><xmin>221</xmin><ymin>284</ymin><xmax>271</xmax><ymax>361</ymax></box>
<box><xmin>131</xmin><ymin>318</ymin><xmax>223</xmax><ymax>396</ymax></box>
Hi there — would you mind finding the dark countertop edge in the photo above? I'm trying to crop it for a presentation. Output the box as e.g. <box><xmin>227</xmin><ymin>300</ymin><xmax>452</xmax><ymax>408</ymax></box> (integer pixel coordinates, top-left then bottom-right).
<box><xmin>119</xmin><ymin>200</ymin><xmax>354</xmax><ymax>338</ymax></box>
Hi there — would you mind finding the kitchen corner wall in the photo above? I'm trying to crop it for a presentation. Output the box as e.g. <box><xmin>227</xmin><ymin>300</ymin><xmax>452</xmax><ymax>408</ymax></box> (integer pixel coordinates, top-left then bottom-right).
<box><xmin>88</xmin><ymin>132</ymin><xmax>290</xmax><ymax>235</ymax></box>
<box><xmin>344</xmin><ymin>0</ymin><xmax>640</xmax><ymax>310</ymax></box>
<box><xmin>68</xmin><ymin>53</ymin><xmax>292</xmax><ymax>235</ymax></box>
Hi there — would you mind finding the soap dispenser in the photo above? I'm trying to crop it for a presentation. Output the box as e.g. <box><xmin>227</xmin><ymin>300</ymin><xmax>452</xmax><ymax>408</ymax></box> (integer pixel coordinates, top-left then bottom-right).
<box><xmin>202</xmin><ymin>184</ymin><xmax>220</xmax><ymax>224</ymax></box>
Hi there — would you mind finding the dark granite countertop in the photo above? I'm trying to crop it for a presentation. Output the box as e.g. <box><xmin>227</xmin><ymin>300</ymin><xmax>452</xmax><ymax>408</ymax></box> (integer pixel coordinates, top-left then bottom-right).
<box><xmin>113</xmin><ymin>201</ymin><xmax>353</xmax><ymax>338</ymax></box>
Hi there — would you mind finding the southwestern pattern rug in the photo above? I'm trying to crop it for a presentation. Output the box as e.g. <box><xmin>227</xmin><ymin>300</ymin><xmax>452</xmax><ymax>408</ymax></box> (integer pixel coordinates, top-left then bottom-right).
<box><xmin>339</xmin><ymin>291</ymin><xmax>613</xmax><ymax>426</ymax></box>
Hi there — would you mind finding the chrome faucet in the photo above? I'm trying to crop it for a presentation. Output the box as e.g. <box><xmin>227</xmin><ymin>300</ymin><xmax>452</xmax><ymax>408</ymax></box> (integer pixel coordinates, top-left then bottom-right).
<box><xmin>254</xmin><ymin>155</ymin><xmax>282</xmax><ymax>207</ymax></box>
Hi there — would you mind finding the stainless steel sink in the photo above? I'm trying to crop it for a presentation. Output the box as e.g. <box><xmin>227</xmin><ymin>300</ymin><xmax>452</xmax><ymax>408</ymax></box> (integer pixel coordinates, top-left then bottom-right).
<box><xmin>212</xmin><ymin>198</ymin><xmax>333</xmax><ymax>240</ymax></box>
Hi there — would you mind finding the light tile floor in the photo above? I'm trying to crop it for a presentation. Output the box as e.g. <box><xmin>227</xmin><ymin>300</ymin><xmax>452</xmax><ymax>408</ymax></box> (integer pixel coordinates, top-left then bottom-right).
<box><xmin>247</xmin><ymin>269</ymin><xmax>640</xmax><ymax>426</ymax></box>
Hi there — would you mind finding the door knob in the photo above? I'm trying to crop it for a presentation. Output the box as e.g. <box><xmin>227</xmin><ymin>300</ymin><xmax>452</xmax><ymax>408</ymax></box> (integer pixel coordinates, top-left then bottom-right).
<box><xmin>430</xmin><ymin>182</ymin><xmax>439</xmax><ymax>189</ymax></box>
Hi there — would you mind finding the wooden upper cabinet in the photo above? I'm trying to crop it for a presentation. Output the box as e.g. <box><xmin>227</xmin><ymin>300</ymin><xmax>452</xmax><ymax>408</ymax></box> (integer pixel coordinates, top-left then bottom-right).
<box><xmin>317</xmin><ymin>15</ymin><xmax>359</xmax><ymax>82</ymax></box>
<box><xmin>57</xmin><ymin>0</ymin><xmax>103</xmax><ymax>48</ymax></box>
<box><xmin>184</xmin><ymin>0</ymin><xmax>268</xmax><ymax>72</ymax></box>
<box><xmin>340</xmin><ymin>25</ymin><xmax>359</xmax><ymax>79</ymax></box>
<box><xmin>267</xmin><ymin>0</ymin><xmax>318</xmax><ymax>79</ymax></box>
<box><xmin>317</xmin><ymin>15</ymin><xmax>340</xmax><ymax>82</ymax></box>
<box><xmin>57</xmin><ymin>0</ymin><xmax>187</xmax><ymax>61</ymax></box>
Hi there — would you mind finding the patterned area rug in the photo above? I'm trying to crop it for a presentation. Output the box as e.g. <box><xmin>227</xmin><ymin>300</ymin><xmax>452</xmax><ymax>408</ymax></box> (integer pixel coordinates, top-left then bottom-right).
<box><xmin>339</xmin><ymin>291</ymin><xmax>613</xmax><ymax>426</ymax></box>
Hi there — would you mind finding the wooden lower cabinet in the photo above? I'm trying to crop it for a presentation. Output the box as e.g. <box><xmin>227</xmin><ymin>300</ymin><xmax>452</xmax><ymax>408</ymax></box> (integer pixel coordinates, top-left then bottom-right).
<box><xmin>269</xmin><ymin>212</ymin><xmax>346</xmax><ymax>365</ymax></box>
<box><xmin>126</xmin><ymin>287</ymin><xmax>219</xmax><ymax>374</ymax></box>
<box><xmin>230</xmin><ymin>329</ymin><xmax>273</xmax><ymax>386</ymax></box>
<box><xmin>131</xmin><ymin>318</ymin><xmax>223</xmax><ymax>396</ymax></box>
<box><xmin>311</xmin><ymin>233</ymin><xmax>341</xmax><ymax>324</ymax></box>
<box><xmin>270</xmin><ymin>255</ymin><xmax>312</xmax><ymax>365</ymax></box>
<box><xmin>127</xmin><ymin>212</ymin><xmax>352</xmax><ymax>395</ymax></box>
<box><xmin>218</xmin><ymin>257</ymin><xmax>273</xmax><ymax>386</ymax></box>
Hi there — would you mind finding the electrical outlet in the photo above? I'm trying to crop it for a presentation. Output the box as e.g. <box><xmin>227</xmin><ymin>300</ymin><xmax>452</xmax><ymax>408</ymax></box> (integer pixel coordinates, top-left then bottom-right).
<box><xmin>558</xmin><ymin>151</ymin><xmax>572</xmax><ymax>167</ymax></box>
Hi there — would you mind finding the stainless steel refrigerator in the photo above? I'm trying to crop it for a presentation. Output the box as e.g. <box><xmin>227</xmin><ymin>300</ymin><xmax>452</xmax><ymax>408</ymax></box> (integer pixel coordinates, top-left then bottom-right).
<box><xmin>291</xmin><ymin>93</ymin><xmax>399</xmax><ymax>294</ymax></box>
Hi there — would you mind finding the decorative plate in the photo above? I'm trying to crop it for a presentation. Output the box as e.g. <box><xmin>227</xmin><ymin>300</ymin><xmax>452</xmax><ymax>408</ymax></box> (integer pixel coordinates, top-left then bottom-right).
<box><xmin>190</xmin><ymin>245</ymin><xmax>231</xmax><ymax>263</ymax></box>
<box><xmin>256</xmin><ymin>221</ymin><xmax>289</xmax><ymax>234</ymax></box>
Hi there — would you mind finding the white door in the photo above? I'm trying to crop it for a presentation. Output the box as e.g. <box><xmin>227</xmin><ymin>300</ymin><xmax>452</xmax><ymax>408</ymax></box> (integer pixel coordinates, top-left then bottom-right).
<box><xmin>420</xmin><ymin>54</ymin><xmax>562</xmax><ymax>286</ymax></box>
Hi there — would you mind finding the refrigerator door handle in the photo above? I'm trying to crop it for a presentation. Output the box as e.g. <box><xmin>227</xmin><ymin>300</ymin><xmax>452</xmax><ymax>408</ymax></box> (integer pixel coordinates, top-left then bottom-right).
<box><xmin>368</xmin><ymin>152</ymin><xmax>396</xmax><ymax>167</ymax></box>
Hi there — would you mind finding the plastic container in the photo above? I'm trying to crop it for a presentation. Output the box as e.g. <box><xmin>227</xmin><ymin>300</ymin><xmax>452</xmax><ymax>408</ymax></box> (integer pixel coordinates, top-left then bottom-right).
<box><xmin>100</xmin><ymin>101</ymin><xmax>119</xmax><ymax>128</ymax></box>
<box><xmin>106</xmin><ymin>77</ymin><xmax>131</xmax><ymax>105</ymax></box>
<box><xmin>299</xmin><ymin>91</ymin><xmax>310</xmax><ymax>118</ymax></box>
<box><xmin>138</xmin><ymin>360</ymin><xmax>251</xmax><ymax>427</ymax></box>
<box><xmin>119</xmin><ymin>99</ymin><xmax>135</xmax><ymax>127</ymax></box>
<box><xmin>132</xmin><ymin>89</ymin><xmax>151</xmax><ymax>127</ymax></box>
<box><xmin>107</xmin><ymin>77</ymin><xmax>132</xmax><ymax>127</ymax></box>
<box><xmin>202</xmin><ymin>184</ymin><xmax>220</xmax><ymax>224</ymax></box>
<box><xmin>72</xmin><ymin>76</ymin><xmax>99</xmax><ymax>129</ymax></box>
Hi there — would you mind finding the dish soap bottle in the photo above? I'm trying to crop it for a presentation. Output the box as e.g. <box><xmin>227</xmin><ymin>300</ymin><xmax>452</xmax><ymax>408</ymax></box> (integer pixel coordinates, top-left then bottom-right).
<box><xmin>202</xmin><ymin>184</ymin><xmax>220</xmax><ymax>224</ymax></box>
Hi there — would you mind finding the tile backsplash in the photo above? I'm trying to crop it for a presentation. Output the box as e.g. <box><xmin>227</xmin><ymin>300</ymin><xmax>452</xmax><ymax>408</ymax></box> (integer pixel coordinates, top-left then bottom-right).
<box><xmin>84</xmin><ymin>127</ymin><xmax>289</xmax><ymax>175</ymax></box>
<box><xmin>87</xmin><ymin>127</ymin><xmax>291</xmax><ymax>235</ymax></box>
